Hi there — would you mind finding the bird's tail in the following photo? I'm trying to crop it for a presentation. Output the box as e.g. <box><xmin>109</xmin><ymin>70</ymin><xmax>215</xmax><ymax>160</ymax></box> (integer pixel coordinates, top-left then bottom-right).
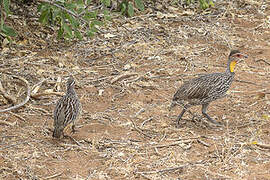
<box><xmin>53</xmin><ymin>128</ymin><xmax>63</xmax><ymax>138</ymax></box>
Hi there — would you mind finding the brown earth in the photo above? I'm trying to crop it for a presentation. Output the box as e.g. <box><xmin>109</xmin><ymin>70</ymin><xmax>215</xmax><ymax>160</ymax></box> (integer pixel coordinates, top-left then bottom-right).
<box><xmin>0</xmin><ymin>1</ymin><xmax>270</xmax><ymax>179</ymax></box>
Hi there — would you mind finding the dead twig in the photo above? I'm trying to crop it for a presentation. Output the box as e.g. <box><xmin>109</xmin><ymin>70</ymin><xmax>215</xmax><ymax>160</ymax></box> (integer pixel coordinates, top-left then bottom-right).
<box><xmin>136</xmin><ymin>173</ymin><xmax>152</xmax><ymax>180</ymax></box>
<box><xmin>197</xmin><ymin>139</ymin><xmax>210</xmax><ymax>147</ymax></box>
<box><xmin>43</xmin><ymin>172</ymin><xmax>63</xmax><ymax>180</ymax></box>
<box><xmin>0</xmin><ymin>120</ymin><xmax>16</xmax><ymax>126</ymax></box>
<box><xmin>0</xmin><ymin>79</ymin><xmax>16</xmax><ymax>104</ymax></box>
<box><xmin>8</xmin><ymin>112</ymin><xmax>26</xmax><ymax>121</ymax></box>
<box><xmin>141</xmin><ymin>117</ymin><xmax>153</xmax><ymax>127</ymax></box>
<box><xmin>111</xmin><ymin>73</ymin><xmax>138</xmax><ymax>84</ymax></box>
<box><xmin>134</xmin><ymin>108</ymin><xmax>145</xmax><ymax>118</ymax></box>
<box><xmin>152</xmin><ymin>140</ymin><xmax>193</xmax><ymax>148</ymax></box>
<box><xmin>0</xmin><ymin>76</ymin><xmax>31</xmax><ymax>113</ymax></box>
<box><xmin>136</xmin><ymin>163</ymin><xmax>189</xmax><ymax>175</ymax></box>
<box><xmin>255</xmin><ymin>59</ymin><xmax>270</xmax><ymax>66</ymax></box>
<box><xmin>68</xmin><ymin>136</ymin><xmax>81</xmax><ymax>146</ymax></box>
<box><xmin>254</xmin><ymin>142</ymin><xmax>270</xmax><ymax>149</ymax></box>
<box><xmin>130</xmin><ymin>119</ymin><xmax>153</xmax><ymax>138</ymax></box>
<box><xmin>31</xmin><ymin>91</ymin><xmax>65</xmax><ymax>99</ymax></box>
<box><xmin>0</xmin><ymin>140</ymin><xmax>37</xmax><ymax>150</ymax></box>
<box><xmin>31</xmin><ymin>78</ymin><xmax>48</xmax><ymax>94</ymax></box>
<box><xmin>235</xmin><ymin>79</ymin><xmax>257</xmax><ymax>85</ymax></box>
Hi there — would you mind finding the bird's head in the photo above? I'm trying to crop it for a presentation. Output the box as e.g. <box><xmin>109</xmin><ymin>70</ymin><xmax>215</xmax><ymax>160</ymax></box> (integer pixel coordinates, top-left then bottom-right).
<box><xmin>67</xmin><ymin>75</ymin><xmax>76</xmax><ymax>89</ymax></box>
<box><xmin>228</xmin><ymin>50</ymin><xmax>248</xmax><ymax>73</ymax></box>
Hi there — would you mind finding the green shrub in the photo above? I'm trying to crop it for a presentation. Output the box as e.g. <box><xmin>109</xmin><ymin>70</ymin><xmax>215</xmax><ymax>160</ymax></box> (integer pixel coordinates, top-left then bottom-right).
<box><xmin>38</xmin><ymin>0</ymin><xmax>145</xmax><ymax>40</ymax></box>
<box><xmin>120</xmin><ymin>0</ymin><xmax>144</xmax><ymax>17</ymax></box>
<box><xmin>0</xmin><ymin>0</ymin><xmax>17</xmax><ymax>43</ymax></box>
<box><xmin>38</xmin><ymin>0</ymin><xmax>110</xmax><ymax>40</ymax></box>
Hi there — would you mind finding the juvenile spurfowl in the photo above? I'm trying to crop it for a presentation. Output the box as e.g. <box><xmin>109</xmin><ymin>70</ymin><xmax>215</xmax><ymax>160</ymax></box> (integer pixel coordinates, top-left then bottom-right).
<box><xmin>53</xmin><ymin>75</ymin><xmax>81</xmax><ymax>138</ymax></box>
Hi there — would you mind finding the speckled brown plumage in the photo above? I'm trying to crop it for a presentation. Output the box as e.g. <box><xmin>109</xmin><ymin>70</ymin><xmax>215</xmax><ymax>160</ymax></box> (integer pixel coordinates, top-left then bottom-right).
<box><xmin>53</xmin><ymin>75</ymin><xmax>81</xmax><ymax>138</ymax></box>
<box><xmin>171</xmin><ymin>50</ymin><xmax>248</xmax><ymax>127</ymax></box>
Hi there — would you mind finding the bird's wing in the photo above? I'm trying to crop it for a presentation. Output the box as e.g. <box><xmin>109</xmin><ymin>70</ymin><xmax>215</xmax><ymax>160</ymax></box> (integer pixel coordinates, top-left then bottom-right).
<box><xmin>173</xmin><ymin>73</ymin><xmax>225</xmax><ymax>101</ymax></box>
<box><xmin>54</xmin><ymin>98</ymin><xmax>66</xmax><ymax>127</ymax></box>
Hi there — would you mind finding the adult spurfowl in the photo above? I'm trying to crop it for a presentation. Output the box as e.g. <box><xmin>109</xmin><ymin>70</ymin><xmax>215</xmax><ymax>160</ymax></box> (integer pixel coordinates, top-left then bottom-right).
<box><xmin>170</xmin><ymin>50</ymin><xmax>248</xmax><ymax>127</ymax></box>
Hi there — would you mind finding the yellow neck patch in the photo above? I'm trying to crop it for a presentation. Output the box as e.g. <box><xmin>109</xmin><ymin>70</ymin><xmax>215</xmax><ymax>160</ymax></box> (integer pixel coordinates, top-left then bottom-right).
<box><xmin>230</xmin><ymin>61</ymin><xmax>237</xmax><ymax>72</ymax></box>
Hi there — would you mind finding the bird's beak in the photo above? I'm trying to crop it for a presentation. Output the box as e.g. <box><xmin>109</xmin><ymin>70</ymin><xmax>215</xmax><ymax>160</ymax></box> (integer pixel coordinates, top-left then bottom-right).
<box><xmin>237</xmin><ymin>53</ymin><xmax>248</xmax><ymax>63</ymax></box>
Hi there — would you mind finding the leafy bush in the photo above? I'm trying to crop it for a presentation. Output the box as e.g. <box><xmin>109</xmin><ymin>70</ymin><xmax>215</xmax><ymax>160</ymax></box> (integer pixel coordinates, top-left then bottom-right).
<box><xmin>198</xmin><ymin>0</ymin><xmax>214</xmax><ymax>10</ymax></box>
<box><xmin>0</xmin><ymin>0</ymin><xmax>17</xmax><ymax>42</ymax></box>
<box><xmin>120</xmin><ymin>0</ymin><xmax>144</xmax><ymax>17</ymax></box>
<box><xmin>38</xmin><ymin>0</ymin><xmax>111</xmax><ymax>40</ymax></box>
<box><xmin>174</xmin><ymin>0</ymin><xmax>214</xmax><ymax>10</ymax></box>
<box><xmin>38</xmin><ymin>0</ymin><xmax>144</xmax><ymax>40</ymax></box>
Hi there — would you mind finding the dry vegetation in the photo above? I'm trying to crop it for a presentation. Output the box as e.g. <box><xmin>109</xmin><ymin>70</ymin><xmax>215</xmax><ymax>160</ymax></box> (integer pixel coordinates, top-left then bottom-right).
<box><xmin>1</xmin><ymin>0</ymin><xmax>270</xmax><ymax>179</ymax></box>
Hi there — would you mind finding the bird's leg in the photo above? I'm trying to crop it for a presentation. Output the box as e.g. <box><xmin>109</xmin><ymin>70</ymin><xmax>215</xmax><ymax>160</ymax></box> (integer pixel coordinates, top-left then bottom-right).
<box><xmin>71</xmin><ymin>123</ymin><xmax>77</xmax><ymax>134</ymax></box>
<box><xmin>202</xmin><ymin>103</ymin><xmax>222</xmax><ymax>126</ymax></box>
<box><xmin>176</xmin><ymin>104</ymin><xmax>191</xmax><ymax>127</ymax></box>
<box><xmin>174</xmin><ymin>101</ymin><xmax>196</xmax><ymax>117</ymax></box>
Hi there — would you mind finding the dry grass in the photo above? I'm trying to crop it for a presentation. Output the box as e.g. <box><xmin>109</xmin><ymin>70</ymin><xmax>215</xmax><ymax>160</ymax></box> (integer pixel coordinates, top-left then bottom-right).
<box><xmin>0</xmin><ymin>0</ymin><xmax>270</xmax><ymax>179</ymax></box>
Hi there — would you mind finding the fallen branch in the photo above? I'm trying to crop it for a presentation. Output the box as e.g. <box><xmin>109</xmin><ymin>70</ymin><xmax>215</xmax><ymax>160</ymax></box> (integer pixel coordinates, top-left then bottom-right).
<box><xmin>136</xmin><ymin>163</ymin><xmax>189</xmax><ymax>175</ymax></box>
<box><xmin>0</xmin><ymin>120</ymin><xmax>16</xmax><ymax>126</ymax></box>
<box><xmin>0</xmin><ymin>76</ymin><xmax>30</xmax><ymax>113</ymax></box>
<box><xmin>31</xmin><ymin>91</ymin><xmax>65</xmax><ymax>99</ymax></box>
<box><xmin>254</xmin><ymin>142</ymin><xmax>270</xmax><ymax>149</ymax></box>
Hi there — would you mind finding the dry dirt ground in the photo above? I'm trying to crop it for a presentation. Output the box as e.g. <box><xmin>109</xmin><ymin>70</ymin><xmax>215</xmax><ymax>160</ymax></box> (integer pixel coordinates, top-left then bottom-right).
<box><xmin>1</xmin><ymin>1</ymin><xmax>270</xmax><ymax>179</ymax></box>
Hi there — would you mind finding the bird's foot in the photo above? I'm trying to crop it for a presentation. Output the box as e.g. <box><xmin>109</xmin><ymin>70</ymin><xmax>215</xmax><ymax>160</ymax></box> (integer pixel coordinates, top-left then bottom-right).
<box><xmin>175</xmin><ymin>122</ymin><xmax>181</xmax><ymax>128</ymax></box>
<box><xmin>207</xmin><ymin>119</ymin><xmax>223</xmax><ymax>127</ymax></box>
<box><xmin>71</xmin><ymin>125</ymin><xmax>78</xmax><ymax>134</ymax></box>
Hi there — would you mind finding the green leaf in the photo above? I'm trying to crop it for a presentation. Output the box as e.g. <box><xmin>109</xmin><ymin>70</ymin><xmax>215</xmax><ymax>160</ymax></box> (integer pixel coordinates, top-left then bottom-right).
<box><xmin>92</xmin><ymin>20</ymin><xmax>103</xmax><ymax>26</ymax></box>
<box><xmin>135</xmin><ymin>0</ymin><xmax>144</xmax><ymax>11</ymax></box>
<box><xmin>57</xmin><ymin>27</ymin><xmax>64</xmax><ymax>39</ymax></box>
<box><xmin>103</xmin><ymin>9</ymin><xmax>111</xmax><ymax>21</ymax></box>
<box><xmin>1</xmin><ymin>24</ymin><xmax>17</xmax><ymax>37</ymax></box>
<box><xmin>127</xmin><ymin>2</ymin><xmax>134</xmax><ymax>17</ymax></box>
<box><xmin>101</xmin><ymin>0</ymin><xmax>110</xmax><ymax>7</ymax></box>
<box><xmin>120</xmin><ymin>2</ymin><xmax>127</xmax><ymax>15</ymax></box>
<box><xmin>1</xmin><ymin>17</ymin><xmax>4</xmax><ymax>29</ymax></box>
<box><xmin>84</xmin><ymin>11</ymin><xmax>97</xmax><ymax>21</ymax></box>
<box><xmin>39</xmin><ymin>8</ymin><xmax>50</xmax><ymax>24</ymax></box>
<box><xmin>37</xmin><ymin>3</ymin><xmax>45</xmax><ymax>12</ymax></box>
<box><xmin>77</xmin><ymin>0</ymin><xmax>84</xmax><ymax>5</ymax></box>
<box><xmin>74</xmin><ymin>30</ymin><xmax>82</xmax><ymax>40</ymax></box>
<box><xmin>209</xmin><ymin>0</ymin><xmax>215</xmax><ymax>7</ymax></box>
<box><xmin>65</xmin><ymin>2</ymin><xmax>77</xmax><ymax>10</ymax></box>
<box><xmin>63</xmin><ymin>23</ymin><xmax>73</xmax><ymax>38</ymax></box>
<box><xmin>3</xmin><ymin>0</ymin><xmax>10</xmax><ymax>15</ymax></box>
<box><xmin>87</xmin><ymin>30</ymin><xmax>95</xmax><ymax>37</ymax></box>
<box><xmin>86</xmin><ymin>0</ymin><xmax>92</xmax><ymax>5</ymax></box>
<box><xmin>64</xmin><ymin>13</ymin><xmax>79</xmax><ymax>29</ymax></box>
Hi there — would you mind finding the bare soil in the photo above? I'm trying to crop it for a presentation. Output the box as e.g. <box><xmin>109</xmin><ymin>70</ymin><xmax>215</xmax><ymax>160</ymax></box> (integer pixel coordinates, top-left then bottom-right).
<box><xmin>1</xmin><ymin>1</ymin><xmax>270</xmax><ymax>179</ymax></box>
